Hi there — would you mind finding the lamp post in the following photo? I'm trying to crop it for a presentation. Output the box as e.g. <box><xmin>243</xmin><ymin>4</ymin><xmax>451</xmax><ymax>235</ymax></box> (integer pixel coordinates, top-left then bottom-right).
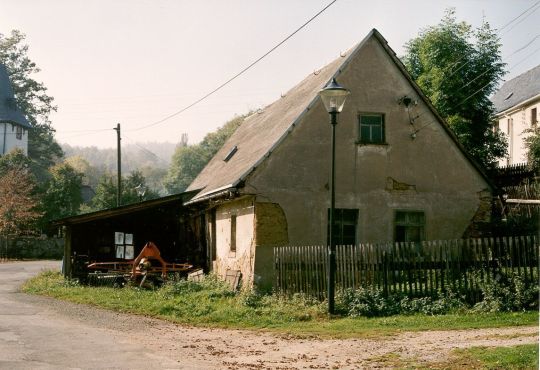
<box><xmin>135</xmin><ymin>183</ymin><xmax>146</xmax><ymax>202</ymax></box>
<box><xmin>318</xmin><ymin>78</ymin><xmax>350</xmax><ymax>315</ymax></box>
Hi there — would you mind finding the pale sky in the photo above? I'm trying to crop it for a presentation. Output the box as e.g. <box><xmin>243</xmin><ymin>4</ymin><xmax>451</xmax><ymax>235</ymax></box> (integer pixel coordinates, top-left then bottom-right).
<box><xmin>1</xmin><ymin>0</ymin><xmax>539</xmax><ymax>149</ymax></box>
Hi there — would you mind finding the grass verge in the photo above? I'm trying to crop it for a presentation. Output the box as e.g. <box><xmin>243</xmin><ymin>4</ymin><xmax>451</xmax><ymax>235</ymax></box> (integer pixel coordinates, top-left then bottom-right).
<box><xmin>22</xmin><ymin>270</ymin><xmax>539</xmax><ymax>339</ymax></box>
<box><xmin>438</xmin><ymin>344</ymin><xmax>539</xmax><ymax>369</ymax></box>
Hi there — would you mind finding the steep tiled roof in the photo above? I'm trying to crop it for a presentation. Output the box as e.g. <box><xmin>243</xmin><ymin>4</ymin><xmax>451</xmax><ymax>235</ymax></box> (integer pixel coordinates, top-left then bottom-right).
<box><xmin>491</xmin><ymin>64</ymin><xmax>540</xmax><ymax>114</ymax></box>
<box><xmin>0</xmin><ymin>63</ymin><xmax>31</xmax><ymax>129</ymax></box>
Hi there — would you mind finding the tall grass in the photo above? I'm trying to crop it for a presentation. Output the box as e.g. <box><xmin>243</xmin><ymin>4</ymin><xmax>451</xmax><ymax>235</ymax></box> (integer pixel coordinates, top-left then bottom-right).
<box><xmin>22</xmin><ymin>270</ymin><xmax>539</xmax><ymax>338</ymax></box>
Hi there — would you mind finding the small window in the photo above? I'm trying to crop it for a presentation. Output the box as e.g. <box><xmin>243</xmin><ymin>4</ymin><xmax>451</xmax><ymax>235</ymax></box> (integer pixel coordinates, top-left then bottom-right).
<box><xmin>16</xmin><ymin>126</ymin><xmax>22</xmax><ymax>140</ymax></box>
<box><xmin>327</xmin><ymin>209</ymin><xmax>358</xmax><ymax>246</ymax></box>
<box><xmin>532</xmin><ymin>108</ymin><xmax>537</xmax><ymax>128</ymax></box>
<box><xmin>358</xmin><ymin>113</ymin><xmax>385</xmax><ymax>144</ymax></box>
<box><xmin>395</xmin><ymin>211</ymin><xmax>425</xmax><ymax>243</ymax></box>
<box><xmin>230</xmin><ymin>215</ymin><xmax>237</xmax><ymax>252</ymax></box>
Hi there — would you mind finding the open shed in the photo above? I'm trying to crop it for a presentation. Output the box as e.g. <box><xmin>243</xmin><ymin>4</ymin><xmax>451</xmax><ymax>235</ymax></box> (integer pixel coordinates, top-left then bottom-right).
<box><xmin>54</xmin><ymin>191</ymin><xmax>208</xmax><ymax>277</ymax></box>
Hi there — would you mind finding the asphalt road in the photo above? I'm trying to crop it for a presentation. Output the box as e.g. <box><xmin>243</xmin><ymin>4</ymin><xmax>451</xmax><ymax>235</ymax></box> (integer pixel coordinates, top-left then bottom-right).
<box><xmin>0</xmin><ymin>261</ymin><xmax>206</xmax><ymax>370</ymax></box>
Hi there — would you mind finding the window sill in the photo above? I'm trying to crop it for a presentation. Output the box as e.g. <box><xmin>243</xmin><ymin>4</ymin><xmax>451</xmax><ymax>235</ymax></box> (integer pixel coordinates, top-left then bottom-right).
<box><xmin>355</xmin><ymin>141</ymin><xmax>388</xmax><ymax>146</ymax></box>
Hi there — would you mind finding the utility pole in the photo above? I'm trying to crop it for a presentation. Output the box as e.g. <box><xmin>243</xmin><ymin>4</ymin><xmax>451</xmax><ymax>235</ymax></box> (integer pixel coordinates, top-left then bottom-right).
<box><xmin>113</xmin><ymin>123</ymin><xmax>122</xmax><ymax>207</ymax></box>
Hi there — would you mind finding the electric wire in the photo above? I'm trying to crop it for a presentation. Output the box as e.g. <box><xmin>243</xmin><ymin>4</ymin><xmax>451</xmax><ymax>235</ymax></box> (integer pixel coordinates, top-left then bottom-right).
<box><xmin>126</xmin><ymin>0</ymin><xmax>338</xmax><ymax>132</ymax></box>
<box><xmin>410</xmin><ymin>45</ymin><xmax>540</xmax><ymax>136</ymax></box>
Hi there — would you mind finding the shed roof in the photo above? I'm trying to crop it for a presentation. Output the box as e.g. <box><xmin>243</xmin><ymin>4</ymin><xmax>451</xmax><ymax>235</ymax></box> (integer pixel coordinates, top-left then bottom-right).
<box><xmin>491</xmin><ymin>64</ymin><xmax>540</xmax><ymax>114</ymax></box>
<box><xmin>53</xmin><ymin>191</ymin><xmax>197</xmax><ymax>226</ymax></box>
<box><xmin>186</xmin><ymin>29</ymin><xmax>493</xmax><ymax>202</ymax></box>
<box><xmin>0</xmin><ymin>63</ymin><xmax>32</xmax><ymax>129</ymax></box>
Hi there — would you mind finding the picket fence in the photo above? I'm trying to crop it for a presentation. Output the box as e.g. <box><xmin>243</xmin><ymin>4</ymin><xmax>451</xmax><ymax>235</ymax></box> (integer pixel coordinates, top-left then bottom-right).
<box><xmin>273</xmin><ymin>235</ymin><xmax>539</xmax><ymax>302</ymax></box>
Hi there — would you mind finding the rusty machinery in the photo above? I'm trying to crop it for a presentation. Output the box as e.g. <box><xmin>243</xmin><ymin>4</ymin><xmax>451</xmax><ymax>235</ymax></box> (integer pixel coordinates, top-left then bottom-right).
<box><xmin>81</xmin><ymin>241</ymin><xmax>193</xmax><ymax>287</ymax></box>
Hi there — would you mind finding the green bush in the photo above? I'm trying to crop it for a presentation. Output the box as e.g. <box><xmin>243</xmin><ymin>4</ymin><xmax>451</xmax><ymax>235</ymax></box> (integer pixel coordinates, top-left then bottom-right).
<box><xmin>473</xmin><ymin>272</ymin><xmax>539</xmax><ymax>312</ymax></box>
<box><xmin>160</xmin><ymin>274</ymin><xmax>235</xmax><ymax>299</ymax></box>
<box><xmin>338</xmin><ymin>287</ymin><xmax>400</xmax><ymax>317</ymax></box>
<box><xmin>338</xmin><ymin>287</ymin><xmax>466</xmax><ymax>317</ymax></box>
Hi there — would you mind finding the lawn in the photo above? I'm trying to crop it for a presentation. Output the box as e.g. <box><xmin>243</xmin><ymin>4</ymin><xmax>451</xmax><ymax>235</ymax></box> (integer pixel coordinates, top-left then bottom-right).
<box><xmin>22</xmin><ymin>270</ymin><xmax>539</xmax><ymax>339</ymax></box>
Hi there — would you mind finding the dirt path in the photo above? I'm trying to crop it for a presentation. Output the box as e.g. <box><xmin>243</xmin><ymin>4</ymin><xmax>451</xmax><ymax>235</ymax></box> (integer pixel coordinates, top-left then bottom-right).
<box><xmin>2</xmin><ymin>261</ymin><xmax>538</xmax><ymax>369</ymax></box>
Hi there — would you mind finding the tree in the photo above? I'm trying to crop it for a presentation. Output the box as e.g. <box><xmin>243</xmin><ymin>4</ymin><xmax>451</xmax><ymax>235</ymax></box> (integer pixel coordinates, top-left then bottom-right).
<box><xmin>164</xmin><ymin>114</ymin><xmax>245</xmax><ymax>194</ymax></box>
<box><xmin>524</xmin><ymin>127</ymin><xmax>540</xmax><ymax>169</ymax></box>
<box><xmin>89</xmin><ymin>170</ymin><xmax>159</xmax><ymax>211</ymax></box>
<box><xmin>40</xmin><ymin>162</ymin><xmax>83</xmax><ymax>230</ymax></box>
<box><xmin>402</xmin><ymin>9</ymin><xmax>507</xmax><ymax>168</ymax></box>
<box><xmin>0</xmin><ymin>167</ymin><xmax>41</xmax><ymax>238</ymax></box>
<box><xmin>0</xmin><ymin>30</ymin><xmax>63</xmax><ymax>180</ymax></box>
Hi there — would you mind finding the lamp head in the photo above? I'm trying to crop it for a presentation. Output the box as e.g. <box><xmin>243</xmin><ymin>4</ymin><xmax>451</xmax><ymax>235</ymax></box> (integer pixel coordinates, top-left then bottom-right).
<box><xmin>319</xmin><ymin>78</ymin><xmax>350</xmax><ymax>113</ymax></box>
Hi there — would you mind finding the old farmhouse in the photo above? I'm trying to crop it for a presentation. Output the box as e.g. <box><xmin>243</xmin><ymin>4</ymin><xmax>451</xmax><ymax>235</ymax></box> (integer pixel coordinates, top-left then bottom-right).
<box><xmin>185</xmin><ymin>29</ymin><xmax>493</xmax><ymax>290</ymax></box>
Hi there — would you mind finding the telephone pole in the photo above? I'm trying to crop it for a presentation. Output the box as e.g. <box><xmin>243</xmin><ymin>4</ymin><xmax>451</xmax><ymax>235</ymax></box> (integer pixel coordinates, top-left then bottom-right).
<box><xmin>113</xmin><ymin>123</ymin><xmax>122</xmax><ymax>207</ymax></box>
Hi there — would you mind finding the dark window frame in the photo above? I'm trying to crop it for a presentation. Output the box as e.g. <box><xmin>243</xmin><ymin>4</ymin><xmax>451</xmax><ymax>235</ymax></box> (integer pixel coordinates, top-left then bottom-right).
<box><xmin>394</xmin><ymin>210</ymin><xmax>425</xmax><ymax>243</ymax></box>
<box><xmin>15</xmin><ymin>126</ymin><xmax>22</xmax><ymax>140</ymax></box>
<box><xmin>357</xmin><ymin>112</ymin><xmax>386</xmax><ymax>144</ymax></box>
<box><xmin>327</xmin><ymin>208</ymin><xmax>358</xmax><ymax>246</ymax></box>
<box><xmin>230</xmin><ymin>214</ymin><xmax>237</xmax><ymax>252</ymax></box>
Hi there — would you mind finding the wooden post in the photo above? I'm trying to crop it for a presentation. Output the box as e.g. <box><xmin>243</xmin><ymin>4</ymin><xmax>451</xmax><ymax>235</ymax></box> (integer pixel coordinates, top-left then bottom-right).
<box><xmin>63</xmin><ymin>225</ymin><xmax>72</xmax><ymax>278</ymax></box>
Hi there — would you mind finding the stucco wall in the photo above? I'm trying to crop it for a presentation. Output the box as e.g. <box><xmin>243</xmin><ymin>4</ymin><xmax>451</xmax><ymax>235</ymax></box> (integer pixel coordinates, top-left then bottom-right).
<box><xmin>495</xmin><ymin>98</ymin><xmax>539</xmax><ymax>166</ymax></box>
<box><xmin>0</xmin><ymin>122</ymin><xmax>28</xmax><ymax>155</ymax></box>
<box><xmin>244</xmin><ymin>35</ymin><xmax>491</xmax><ymax>246</ymax></box>
<box><xmin>213</xmin><ymin>197</ymin><xmax>256</xmax><ymax>287</ymax></box>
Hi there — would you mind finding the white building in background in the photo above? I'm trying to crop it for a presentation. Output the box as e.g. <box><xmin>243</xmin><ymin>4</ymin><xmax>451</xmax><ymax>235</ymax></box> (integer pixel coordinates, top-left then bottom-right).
<box><xmin>492</xmin><ymin>64</ymin><xmax>540</xmax><ymax>166</ymax></box>
<box><xmin>0</xmin><ymin>63</ymin><xmax>32</xmax><ymax>155</ymax></box>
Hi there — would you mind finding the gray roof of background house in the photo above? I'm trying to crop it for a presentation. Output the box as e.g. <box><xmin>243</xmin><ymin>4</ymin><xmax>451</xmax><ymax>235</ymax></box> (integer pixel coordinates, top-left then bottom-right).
<box><xmin>186</xmin><ymin>29</ymin><xmax>494</xmax><ymax>202</ymax></box>
<box><xmin>0</xmin><ymin>63</ymin><xmax>32</xmax><ymax>129</ymax></box>
<box><xmin>491</xmin><ymin>64</ymin><xmax>540</xmax><ymax>114</ymax></box>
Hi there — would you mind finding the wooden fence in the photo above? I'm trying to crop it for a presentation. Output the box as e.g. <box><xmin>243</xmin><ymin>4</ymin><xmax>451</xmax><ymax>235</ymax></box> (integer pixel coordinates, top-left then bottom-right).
<box><xmin>274</xmin><ymin>235</ymin><xmax>539</xmax><ymax>302</ymax></box>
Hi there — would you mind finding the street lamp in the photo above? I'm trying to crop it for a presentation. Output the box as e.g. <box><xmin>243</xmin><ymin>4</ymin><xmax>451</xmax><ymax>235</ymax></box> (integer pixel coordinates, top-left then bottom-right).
<box><xmin>135</xmin><ymin>183</ymin><xmax>146</xmax><ymax>202</ymax></box>
<box><xmin>318</xmin><ymin>78</ymin><xmax>350</xmax><ymax>315</ymax></box>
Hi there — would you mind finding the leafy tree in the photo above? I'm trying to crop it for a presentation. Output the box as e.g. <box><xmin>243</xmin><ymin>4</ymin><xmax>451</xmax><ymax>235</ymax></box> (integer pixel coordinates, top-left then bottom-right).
<box><xmin>64</xmin><ymin>155</ymin><xmax>102</xmax><ymax>188</ymax></box>
<box><xmin>0</xmin><ymin>30</ymin><xmax>63</xmax><ymax>180</ymax></box>
<box><xmin>164</xmin><ymin>114</ymin><xmax>245</xmax><ymax>194</ymax></box>
<box><xmin>0</xmin><ymin>148</ymin><xmax>31</xmax><ymax>174</ymax></box>
<box><xmin>89</xmin><ymin>170</ymin><xmax>159</xmax><ymax>211</ymax></box>
<box><xmin>524</xmin><ymin>127</ymin><xmax>540</xmax><ymax>169</ymax></box>
<box><xmin>88</xmin><ymin>173</ymin><xmax>117</xmax><ymax>211</ymax></box>
<box><xmin>402</xmin><ymin>9</ymin><xmax>507</xmax><ymax>168</ymax></box>
<box><xmin>40</xmin><ymin>162</ymin><xmax>83</xmax><ymax>229</ymax></box>
<box><xmin>0</xmin><ymin>166</ymin><xmax>41</xmax><ymax>238</ymax></box>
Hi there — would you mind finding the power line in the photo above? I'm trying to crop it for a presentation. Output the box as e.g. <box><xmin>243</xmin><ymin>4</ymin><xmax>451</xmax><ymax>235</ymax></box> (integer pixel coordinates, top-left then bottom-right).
<box><xmin>127</xmin><ymin>0</ymin><xmax>338</xmax><ymax>132</ymax></box>
<box><xmin>411</xmin><ymin>45</ymin><xmax>540</xmax><ymax>136</ymax></box>
<box><xmin>122</xmin><ymin>134</ymin><xmax>168</xmax><ymax>164</ymax></box>
<box><xmin>445</xmin><ymin>1</ymin><xmax>539</xmax><ymax>79</ymax></box>
<box><xmin>500</xmin><ymin>1</ymin><xmax>540</xmax><ymax>36</ymax></box>
<box><xmin>404</xmin><ymin>31</ymin><xmax>540</xmax><ymax>133</ymax></box>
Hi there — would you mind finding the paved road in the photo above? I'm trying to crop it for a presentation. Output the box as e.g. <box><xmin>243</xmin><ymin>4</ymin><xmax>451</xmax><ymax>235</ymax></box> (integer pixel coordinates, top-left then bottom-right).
<box><xmin>0</xmin><ymin>261</ymin><xmax>206</xmax><ymax>370</ymax></box>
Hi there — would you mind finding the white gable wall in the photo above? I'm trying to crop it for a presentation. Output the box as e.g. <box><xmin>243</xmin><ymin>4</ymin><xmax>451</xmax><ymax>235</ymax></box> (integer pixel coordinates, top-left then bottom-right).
<box><xmin>0</xmin><ymin>122</ymin><xmax>29</xmax><ymax>155</ymax></box>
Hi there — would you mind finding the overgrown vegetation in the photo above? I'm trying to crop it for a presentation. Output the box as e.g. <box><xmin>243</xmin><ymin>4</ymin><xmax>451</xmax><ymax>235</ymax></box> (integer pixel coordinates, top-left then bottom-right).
<box><xmin>367</xmin><ymin>344</ymin><xmax>539</xmax><ymax>369</ymax></box>
<box><xmin>23</xmin><ymin>271</ymin><xmax>538</xmax><ymax>337</ymax></box>
<box><xmin>445</xmin><ymin>344</ymin><xmax>539</xmax><ymax>369</ymax></box>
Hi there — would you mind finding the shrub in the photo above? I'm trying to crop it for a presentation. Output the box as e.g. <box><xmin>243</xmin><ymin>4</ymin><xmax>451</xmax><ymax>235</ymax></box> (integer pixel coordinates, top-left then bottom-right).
<box><xmin>338</xmin><ymin>287</ymin><xmax>467</xmax><ymax>317</ymax></box>
<box><xmin>473</xmin><ymin>272</ymin><xmax>539</xmax><ymax>312</ymax></box>
<box><xmin>160</xmin><ymin>274</ymin><xmax>235</xmax><ymax>299</ymax></box>
<box><xmin>338</xmin><ymin>287</ymin><xmax>400</xmax><ymax>317</ymax></box>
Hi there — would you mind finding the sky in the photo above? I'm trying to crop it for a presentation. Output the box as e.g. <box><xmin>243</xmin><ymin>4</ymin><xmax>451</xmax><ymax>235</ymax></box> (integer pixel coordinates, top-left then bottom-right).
<box><xmin>1</xmin><ymin>0</ymin><xmax>539</xmax><ymax>150</ymax></box>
